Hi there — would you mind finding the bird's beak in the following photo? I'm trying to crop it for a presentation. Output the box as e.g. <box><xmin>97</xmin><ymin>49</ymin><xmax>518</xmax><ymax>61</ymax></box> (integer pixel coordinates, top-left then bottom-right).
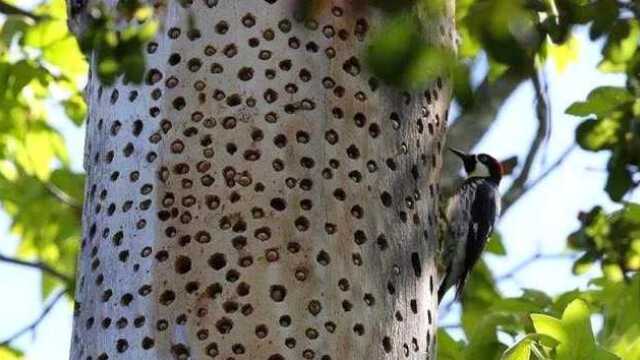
<box><xmin>448</xmin><ymin>147</ymin><xmax>469</xmax><ymax>161</ymax></box>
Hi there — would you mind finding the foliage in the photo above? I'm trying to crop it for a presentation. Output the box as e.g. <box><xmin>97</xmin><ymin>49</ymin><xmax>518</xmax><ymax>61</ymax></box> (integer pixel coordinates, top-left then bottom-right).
<box><xmin>568</xmin><ymin>86</ymin><xmax>639</xmax><ymax>201</ymax></box>
<box><xmin>0</xmin><ymin>346</ymin><xmax>23</xmax><ymax>360</ymax></box>
<box><xmin>439</xmin><ymin>263</ymin><xmax>640</xmax><ymax>359</ymax></box>
<box><xmin>563</xmin><ymin>9</ymin><xmax>640</xmax><ymax>201</ymax></box>
<box><xmin>436</xmin><ymin>0</ymin><xmax>640</xmax><ymax>357</ymax></box>
<box><xmin>0</xmin><ymin>0</ymin><xmax>84</xmax><ymax>301</ymax></box>
<box><xmin>76</xmin><ymin>1</ymin><xmax>157</xmax><ymax>85</ymax></box>
<box><xmin>569</xmin><ymin>204</ymin><xmax>640</xmax><ymax>279</ymax></box>
<box><xmin>365</xmin><ymin>12</ymin><xmax>455</xmax><ymax>89</ymax></box>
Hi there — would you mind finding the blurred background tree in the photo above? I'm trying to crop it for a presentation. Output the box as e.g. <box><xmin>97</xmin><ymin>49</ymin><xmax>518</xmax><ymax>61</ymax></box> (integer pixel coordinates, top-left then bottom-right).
<box><xmin>0</xmin><ymin>0</ymin><xmax>639</xmax><ymax>359</ymax></box>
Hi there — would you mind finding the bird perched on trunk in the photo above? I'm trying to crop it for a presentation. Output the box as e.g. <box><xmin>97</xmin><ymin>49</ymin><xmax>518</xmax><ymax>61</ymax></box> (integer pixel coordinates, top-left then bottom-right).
<box><xmin>438</xmin><ymin>147</ymin><xmax>502</xmax><ymax>304</ymax></box>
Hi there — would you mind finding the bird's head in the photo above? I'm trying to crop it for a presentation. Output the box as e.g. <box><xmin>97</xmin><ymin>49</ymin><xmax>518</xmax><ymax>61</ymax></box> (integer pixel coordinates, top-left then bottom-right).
<box><xmin>449</xmin><ymin>147</ymin><xmax>502</xmax><ymax>184</ymax></box>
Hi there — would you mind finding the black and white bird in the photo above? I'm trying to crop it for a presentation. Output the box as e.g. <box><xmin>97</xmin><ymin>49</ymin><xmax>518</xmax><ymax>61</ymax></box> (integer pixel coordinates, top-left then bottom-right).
<box><xmin>438</xmin><ymin>147</ymin><xmax>502</xmax><ymax>303</ymax></box>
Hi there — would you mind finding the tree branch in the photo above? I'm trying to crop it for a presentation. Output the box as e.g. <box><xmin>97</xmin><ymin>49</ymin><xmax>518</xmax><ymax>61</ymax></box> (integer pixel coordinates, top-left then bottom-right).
<box><xmin>0</xmin><ymin>1</ymin><xmax>41</xmax><ymax>21</ymax></box>
<box><xmin>501</xmin><ymin>144</ymin><xmax>576</xmax><ymax>215</ymax></box>
<box><xmin>442</xmin><ymin>68</ymin><xmax>528</xmax><ymax>194</ymax></box>
<box><xmin>501</xmin><ymin>71</ymin><xmax>551</xmax><ymax>214</ymax></box>
<box><xmin>44</xmin><ymin>182</ymin><xmax>82</xmax><ymax>210</ymax></box>
<box><xmin>0</xmin><ymin>254</ymin><xmax>73</xmax><ymax>284</ymax></box>
<box><xmin>439</xmin><ymin>322</ymin><xmax>462</xmax><ymax>329</ymax></box>
<box><xmin>495</xmin><ymin>252</ymin><xmax>575</xmax><ymax>282</ymax></box>
<box><xmin>0</xmin><ymin>289</ymin><xmax>68</xmax><ymax>346</ymax></box>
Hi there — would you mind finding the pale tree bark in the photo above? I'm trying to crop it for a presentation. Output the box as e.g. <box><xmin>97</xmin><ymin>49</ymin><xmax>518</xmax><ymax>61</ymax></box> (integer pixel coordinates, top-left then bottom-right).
<box><xmin>69</xmin><ymin>1</ymin><xmax>455</xmax><ymax>359</ymax></box>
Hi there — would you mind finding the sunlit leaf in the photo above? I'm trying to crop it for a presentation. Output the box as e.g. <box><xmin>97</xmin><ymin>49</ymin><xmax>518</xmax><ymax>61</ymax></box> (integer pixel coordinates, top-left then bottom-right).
<box><xmin>501</xmin><ymin>336</ymin><xmax>531</xmax><ymax>360</ymax></box>
<box><xmin>572</xmin><ymin>252</ymin><xmax>597</xmax><ymax>275</ymax></box>
<box><xmin>599</xmin><ymin>20</ymin><xmax>639</xmax><ymax>72</ymax></box>
<box><xmin>532</xmin><ymin>299</ymin><xmax>620</xmax><ymax>360</ymax></box>
<box><xmin>547</xmin><ymin>35</ymin><xmax>581</xmax><ymax>72</ymax></box>
<box><xmin>0</xmin><ymin>346</ymin><xmax>23</xmax><ymax>360</ymax></box>
<box><xmin>22</xmin><ymin>19</ymin><xmax>67</xmax><ymax>48</ymax></box>
<box><xmin>575</xmin><ymin>118</ymin><xmax>620</xmax><ymax>151</ymax></box>
<box><xmin>42</xmin><ymin>36</ymin><xmax>88</xmax><ymax>82</ymax></box>
<box><xmin>531</xmin><ymin>313</ymin><xmax>566</xmax><ymax>344</ymax></box>
<box><xmin>602</xmin><ymin>262</ymin><xmax>624</xmax><ymax>282</ymax></box>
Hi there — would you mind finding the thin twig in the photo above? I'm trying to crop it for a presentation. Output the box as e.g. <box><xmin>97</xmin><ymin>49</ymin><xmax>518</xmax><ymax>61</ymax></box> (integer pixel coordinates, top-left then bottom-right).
<box><xmin>523</xmin><ymin>144</ymin><xmax>576</xmax><ymax>190</ymax></box>
<box><xmin>495</xmin><ymin>252</ymin><xmax>576</xmax><ymax>282</ymax></box>
<box><xmin>0</xmin><ymin>254</ymin><xmax>73</xmax><ymax>284</ymax></box>
<box><xmin>440</xmin><ymin>298</ymin><xmax>457</xmax><ymax>318</ymax></box>
<box><xmin>501</xmin><ymin>144</ymin><xmax>576</xmax><ymax>214</ymax></box>
<box><xmin>0</xmin><ymin>289</ymin><xmax>68</xmax><ymax>346</ymax></box>
<box><xmin>440</xmin><ymin>323</ymin><xmax>462</xmax><ymax>329</ymax></box>
<box><xmin>501</xmin><ymin>71</ymin><xmax>552</xmax><ymax>213</ymax></box>
<box><xmin>44</xmin><ymin>182</ymin><xmax>82</xmax><ymax>210</ymax></box>
<box><xmin>0</xmin><ymin>1</ymin><xmax>42</xmax><ymax>21</ymax></box>
<box><xmin>442</xmin><ymin>69</ymin><xmax>528</xmax><ymax>194</ymax></box>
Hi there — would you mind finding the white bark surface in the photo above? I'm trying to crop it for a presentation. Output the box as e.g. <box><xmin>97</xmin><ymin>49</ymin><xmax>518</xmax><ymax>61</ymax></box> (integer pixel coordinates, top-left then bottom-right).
<box><xmin>70</xmin><ymin>1</ymin><xmax>455</xmax><ymax>359</ymax></box>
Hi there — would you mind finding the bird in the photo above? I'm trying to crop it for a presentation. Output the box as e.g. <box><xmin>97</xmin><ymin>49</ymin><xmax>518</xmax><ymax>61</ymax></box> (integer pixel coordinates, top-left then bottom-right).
<box><xmin>438</xmin><ymin>147</ymin><xmax>502</xmax><ymax>304</ymax></box>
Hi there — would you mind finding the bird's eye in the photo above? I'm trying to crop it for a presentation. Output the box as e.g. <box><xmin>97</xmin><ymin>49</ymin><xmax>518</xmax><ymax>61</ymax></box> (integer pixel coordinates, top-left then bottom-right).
<box><xmin>478</xmin><ymin>155</ymin><xmax>487</xmax><ymax>162</ymax></box>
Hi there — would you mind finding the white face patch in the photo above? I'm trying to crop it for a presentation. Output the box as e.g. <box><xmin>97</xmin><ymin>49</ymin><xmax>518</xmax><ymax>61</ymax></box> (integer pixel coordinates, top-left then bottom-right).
<box><xmin>469</xmin><ymin>156</ymin><xmax>491</xmax><ymax>178</ymax></box>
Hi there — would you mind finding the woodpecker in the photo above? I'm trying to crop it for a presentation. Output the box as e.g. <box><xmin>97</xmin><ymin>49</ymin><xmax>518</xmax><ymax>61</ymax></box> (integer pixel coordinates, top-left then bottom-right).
<box><xmin>438</xmin><ymin>147</ymin><xmax>502</xmax><ymax>303</ymax></box>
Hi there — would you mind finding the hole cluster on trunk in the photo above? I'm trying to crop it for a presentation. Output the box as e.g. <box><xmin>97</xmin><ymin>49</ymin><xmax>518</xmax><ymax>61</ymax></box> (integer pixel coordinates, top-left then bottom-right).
<box><xmin>72</xmin><ymin>1</ymin><xmax>451</xmax><ymax>359</ymax></box>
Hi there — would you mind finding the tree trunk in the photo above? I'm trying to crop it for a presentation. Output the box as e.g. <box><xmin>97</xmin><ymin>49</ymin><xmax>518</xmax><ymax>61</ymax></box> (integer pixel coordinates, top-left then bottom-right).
<box><xmin>69</xmin><ymin>1</ymin><xmax>455</xmax><ymax>359</ymax></box>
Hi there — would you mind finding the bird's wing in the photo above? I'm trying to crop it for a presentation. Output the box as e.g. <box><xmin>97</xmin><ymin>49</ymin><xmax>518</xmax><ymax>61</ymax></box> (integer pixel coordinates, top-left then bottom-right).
<box><xmin>442</xmin><ymin>183</ymin><xmax>473</xmax><ymax>267</ymax></box>
<box><xmin>454</xmin><ymin>181</ymin><xmax>498</xmax><ymax>299</ymax></box>
<box><xmin>439</xmin><ymin>181</ymin><xmax>475</xmax><ymax>301</ymax></box>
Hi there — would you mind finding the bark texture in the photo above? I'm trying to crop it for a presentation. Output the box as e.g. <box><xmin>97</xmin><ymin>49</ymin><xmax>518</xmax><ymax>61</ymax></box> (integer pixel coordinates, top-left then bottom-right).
<box><xmin>70</xmin><ymin>1</ymin><xmax>455</xmax><ymax>359</ymax></box>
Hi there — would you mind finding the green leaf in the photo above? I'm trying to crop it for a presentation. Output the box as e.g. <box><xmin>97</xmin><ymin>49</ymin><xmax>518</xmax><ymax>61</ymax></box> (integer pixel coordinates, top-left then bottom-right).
<box><xmin>486</xmin><ymin>232</ymin><xmax>506</xmax><ymax>255</ymax></box>
<box><xmin>566</xmin><ymin>87</ymin><xmax>633</xmax><ymax>117</ymax></box>
<box><xmin>22</xmin><ymin>19</ymin><xmax>67</xmax><ymax>48</ymax></box>
<box><xmin>559</xmin><ymin>299</ymin><xmax>596</xmax><ymax>360</ymax></box>
<box><xmin>63</xmin><ymin>95</ymin><xmax>88</xmax><ymax>126</ymax></box>
<box><xmin>606</xmin><ymin>325</ymin><xmax>640</xmax><ymax>360</ymax></box>
<box><xmin>457</xmin><ymin>24</ymin><xmax>482</xmax><ymax>59</ymax></box>
<box><xmin>595</xmin><ymin>274</ymin><xmax>640</xmax><ymax>359</ymax></box>
<box><xmin>602</xmin><ymin>262</ymin><xmax>625</xmax><ymax>282</ymax></box>
<box><xmin>572</xmin><ymin>252</ymin><xmax>597</xmax><ymax>275</ymax></box>
<box><xmin>1</xmin><ymin>18</ymin><xmax>29</xmax><ymax>46</ymax></box>
<box><xmin>403</xmin><ymin>46</ymin><xmax>454</xmax><ymax>89</ymax></box>
<box><xmin>42</xmin><ymin>35</ymin><xmax>89</xmax><ymax>82</ymax></box>
<box><xmin>0</xmin><ymin>346</ymin><xmax>24</xmax><ymax>360</ymax></box>
<box><xmin>501</xmin><ymin>337</ymin><xmax>531</xmax><ymax>360</ymax></box>
<box><xmin>466</xmin><ymin>0</ymin><xmax>540</xmax><ymax>67</ymax></box>
<box><xmin>521</xmin><ymin>288</ymin><xmax>554</xmax><ymax>308</ymax></box>
<box><xmin>50</xmin><ymin>168</ymin><xmax>85</xmax><ymax>203</ymax></box>
<box><xmin>14</xmin><ymin>127</ymin><xmax>68</xmax><ymax>180</ymax></box>
<box><xmin>600</xmin><ymin>20</ymin><xmax>640</xmax><ymax>71</ymax></box>
<box><xmin>531</xmin><ymin>313</ymin><xmax>566</xmax><ymax>344</ymax></box>
<box><xmin>589</xmin><ymin>0</ymin><xmax>619</xmax><ymax>40</ymax></box>
<box><xmin>531</xmin><ymin>299</ymin><xmax>620</xmax><ymax>360</ymax></box>
<box><xmin>437</xmin><ymin>329</ymin><xmax>465</xmax><ymax>360</ymax></box>
<box><xmin>491</xmin><ymin>297</ymin><xmax>545</xmax><ymax>313</ymax></box>
<box><xmin>605</xmin><ymin>155</ymin><xmax>633</xmax><ymax>201</ymax></box>
<box><xmin>366</xmin><ymin>13</ymin><xmax>422</xmax><ymax>86</ymax></box>
<box><xmin>487</xmin><ymin>58</ymin><xmax>509</xmax><ymax>82</ymax></box>
<box><xmin>575</xmin><ymin>118</ymin><xmax>620</xmax><ymax>151</ymax></box>
<box><xmin>461</xmin><ymin>260</ymin><xmax>501</xmax><ymax>337</ymax></box>
<box><xmin>547</xmin><ymin>35</ymin><xmax>581</xmax><ymax>72</ymax></box>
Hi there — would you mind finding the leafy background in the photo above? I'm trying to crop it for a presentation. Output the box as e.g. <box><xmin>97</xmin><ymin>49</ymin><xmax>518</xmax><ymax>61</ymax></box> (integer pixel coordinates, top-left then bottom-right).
<box><xmin>0</xmin><ymin>0</ymin><xmax>640</xmax><ymax>359</ymax></box>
